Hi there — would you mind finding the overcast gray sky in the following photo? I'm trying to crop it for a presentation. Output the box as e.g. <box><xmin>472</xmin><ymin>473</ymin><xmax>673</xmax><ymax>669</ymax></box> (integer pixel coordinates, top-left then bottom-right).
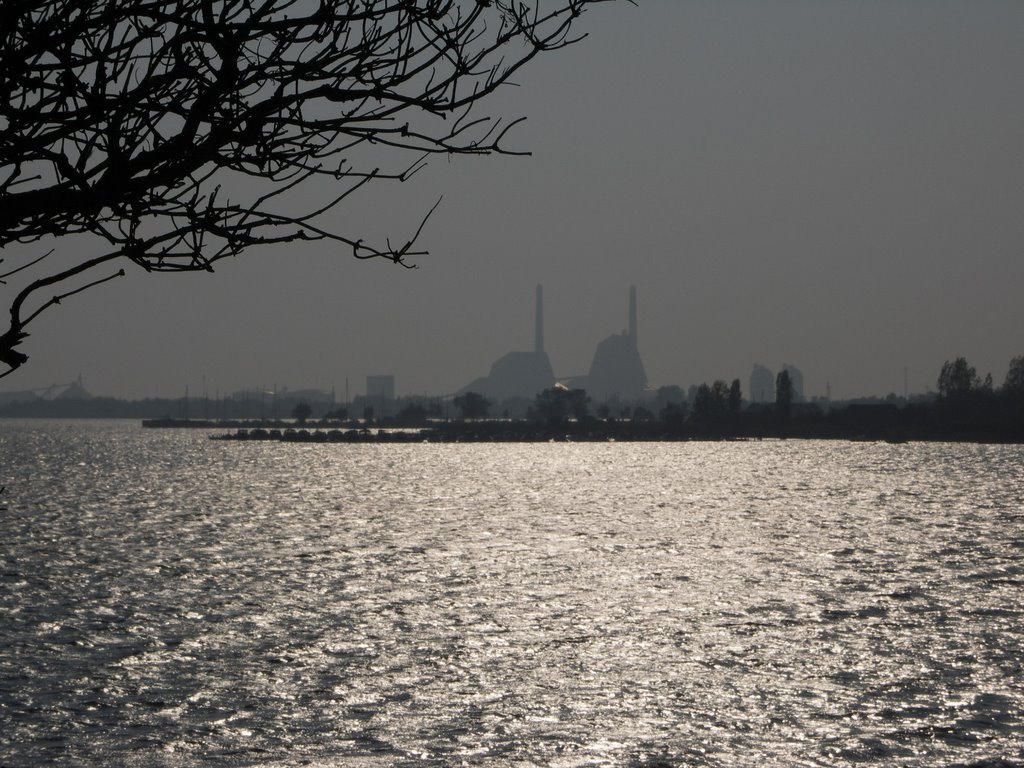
<box><xmin>5</xmin><ymin>0</ymin><xmax>1024</xmax><ymax>401</ymax></box>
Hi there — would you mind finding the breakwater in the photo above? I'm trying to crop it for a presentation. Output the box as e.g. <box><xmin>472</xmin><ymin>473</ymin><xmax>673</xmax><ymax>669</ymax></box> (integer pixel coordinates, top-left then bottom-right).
<box><xmin>209</xmin><ymin>425</ymin><xmax>669</xmax><ymax>443</ymax></box>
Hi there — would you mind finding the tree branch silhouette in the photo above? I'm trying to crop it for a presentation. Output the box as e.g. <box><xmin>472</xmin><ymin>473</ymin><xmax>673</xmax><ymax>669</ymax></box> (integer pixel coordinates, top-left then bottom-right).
<box><xmin>0</xmin><ymin>0</ymin><xmax>623</xmax><ymax>373</ymax></box>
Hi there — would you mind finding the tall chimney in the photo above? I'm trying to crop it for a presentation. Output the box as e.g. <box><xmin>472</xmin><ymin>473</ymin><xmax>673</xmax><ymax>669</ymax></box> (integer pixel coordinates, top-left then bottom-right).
<box><xmin>534</xmin><ymin>283</ymin><xmax>544</xmax><ymax>355</ymax></box>
<box><xmin>628</xmin><ymin>285</ymin><xmax>638</xmax><ymax>347</ymax></box>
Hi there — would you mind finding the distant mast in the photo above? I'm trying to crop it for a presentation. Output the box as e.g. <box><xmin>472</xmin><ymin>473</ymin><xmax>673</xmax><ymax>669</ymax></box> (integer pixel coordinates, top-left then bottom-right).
<box><xmin>535</xmin><ymin>283</ymin><xmax>545</xmax><ymax>355</ymax></box>
<box><xmin>628</xmin><ymin>285</ymin><xmax>638</xmax><ymax>348</ymax></box>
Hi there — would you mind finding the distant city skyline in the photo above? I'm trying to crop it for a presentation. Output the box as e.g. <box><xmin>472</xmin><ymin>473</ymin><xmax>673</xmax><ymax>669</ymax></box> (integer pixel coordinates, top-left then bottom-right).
<box><xmin>1</xmin><ymin>269</ymin><xmax>1019</xmax><ymax>402</ymax></box>
<box><xmin>1</xmin><ymin>268</ymin><xmax>1019</xmax><ymax>402</ymax></box>
<box><xmin>2</xmin><ymin>1</ymin><xmax>1022</xmax><ymax>401</ymax></box>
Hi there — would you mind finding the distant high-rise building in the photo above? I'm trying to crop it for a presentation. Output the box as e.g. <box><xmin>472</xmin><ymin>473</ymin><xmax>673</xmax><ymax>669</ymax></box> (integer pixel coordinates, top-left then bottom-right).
<box><xmin>534</xmin><ymin>283</ymin><xmax>545</xmax><ymax>355</ymax></box>
<box><xmin>366</xmin><ymin>374</ymin><xmax>395</xmax><ymax>418</ymax></box>
<box><xmin>366</xmin><ymin>375</ymin><xmax>395</xmax><ymax>400</ymax></box>
<box><xmin>750</xmin><ymin>364</ymin><xmax>774</xmax><ymax>403</ymax></box>
<box><xmin>629</xmin><ymin>284</ymin><xmax>638</xmax><ymax>344</ymax></box>
<box><xmin>750</xmin><ymin>363</ymin><xmax>805</xmax><ymax>403</ymax></box>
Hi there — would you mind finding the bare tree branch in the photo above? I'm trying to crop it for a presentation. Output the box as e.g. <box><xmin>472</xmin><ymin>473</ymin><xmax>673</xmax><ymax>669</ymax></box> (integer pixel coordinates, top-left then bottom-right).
<box><xmin>0</xmin><ymin>0</ymin><xmax>626</xmax><ymax>373</ymax></box>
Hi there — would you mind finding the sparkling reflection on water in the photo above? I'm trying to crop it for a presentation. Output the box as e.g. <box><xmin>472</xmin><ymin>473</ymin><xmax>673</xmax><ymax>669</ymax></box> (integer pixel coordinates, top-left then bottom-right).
<box><xmin>1</xmin><ymin>420</ymin><xmax>1023</xmax><ymax>766</ymax></box>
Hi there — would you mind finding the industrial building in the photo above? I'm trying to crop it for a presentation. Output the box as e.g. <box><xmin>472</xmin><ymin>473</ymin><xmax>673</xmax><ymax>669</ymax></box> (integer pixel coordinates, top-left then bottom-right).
<box><xmin>458</xmin><ymin>284</ymin><xmax>556</xmax><ymax>402</ymax></box>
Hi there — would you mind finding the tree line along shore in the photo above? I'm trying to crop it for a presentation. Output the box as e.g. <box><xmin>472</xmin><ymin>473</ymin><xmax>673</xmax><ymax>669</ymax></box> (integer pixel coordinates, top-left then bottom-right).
<box><xmin>215</xmin><ymin>357</ymin><xmax>1024</xmax><ymax>444</ymax></box>
<box><xmin>5</xmin><ymin>356</ymin><xmax>1023</xmax><ymax>444</ymax></box>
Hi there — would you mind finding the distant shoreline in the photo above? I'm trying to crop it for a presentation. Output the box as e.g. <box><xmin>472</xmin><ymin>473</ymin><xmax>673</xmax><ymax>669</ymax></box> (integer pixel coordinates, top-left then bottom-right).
<box><xmin>3</xmin><ymin>407</ymin><xmax>1021</xmax><ymax>444</ymax></box>
<box><xmin>195</xmin><ymin>419</ymin><xmax>1024</xmax><ymax>445</ymax></box>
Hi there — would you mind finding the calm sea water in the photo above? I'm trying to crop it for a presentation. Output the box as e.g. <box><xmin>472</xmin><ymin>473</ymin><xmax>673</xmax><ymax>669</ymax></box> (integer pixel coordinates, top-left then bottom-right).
<box><xmin>1</xmin><ymin>420</ymin><xmax>1023</xmax><ymax>767</ymax></box>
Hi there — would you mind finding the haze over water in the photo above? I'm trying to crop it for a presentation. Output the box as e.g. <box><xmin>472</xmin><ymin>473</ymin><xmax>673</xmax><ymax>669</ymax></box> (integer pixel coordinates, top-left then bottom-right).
<box><xmin>2</xmin><ymin>421</ymin><xmax>1023</xmax><ymax>766</ymax></box>
<box><xmin>7</xmin><ymin>1</ymin><xmax>1024</xmax><ymax>401</ymax></box>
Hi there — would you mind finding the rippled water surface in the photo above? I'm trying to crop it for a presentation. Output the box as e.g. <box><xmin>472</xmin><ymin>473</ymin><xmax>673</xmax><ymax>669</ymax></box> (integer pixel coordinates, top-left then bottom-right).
<box><xmin>2</xmin><ymin>420</ymin><xmax>1023</xmax><ymax>766</ymax></box>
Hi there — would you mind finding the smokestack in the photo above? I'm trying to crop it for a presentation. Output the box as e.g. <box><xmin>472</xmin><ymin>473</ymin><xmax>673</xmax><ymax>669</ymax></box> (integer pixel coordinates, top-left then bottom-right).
<box><xmin>628</xmin><ymin>285</ymin><xmax>637</xmax><ymax>347</ymax></box>
<box><xmin>534</xmin><ymin>283</ymin><xmax>544</xmax><ymax>355</ymax></box>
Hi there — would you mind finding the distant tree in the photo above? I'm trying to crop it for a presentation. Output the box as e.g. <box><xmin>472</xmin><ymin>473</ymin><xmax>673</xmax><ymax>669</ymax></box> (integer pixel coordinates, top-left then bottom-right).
<box><xmin>694</xmin><ymin>380</ymin><xmax>730</xmax><ymax>424</ymax></box>
<box><xmin>687</xmin><ymin>384</ymin><xmax>700</xmax><ymax>405</ymax></box>
<box><xmin>453</xmin><ymin>392</ymin><xmax>491</xmax><ymax>421</ymax></box>
<box><xmin>529</xmin><ymin>388</ymin><xmax>565</xmax><ymax>424</ymax></box>
<box><xmin>711</xmin><ymin>380</ymin><xmax>730</xmax><ymax>414</ymax></box>
<box><xmin>728</xmin><ymin>379</ymin><xmax>743</xmax><ymax>416</ymax></box>
<box><xmin>654</xmin><ymin>385</ymin><xmax>685</xmax><ymax>412</ymax></box>
<box><xmin>692</xmin><ymin>383</ymin><xmax>714</xmax><ymax>422</ymax></box>
<box><xmin>1004</xmin><ymin>355</ymin><xmax>1024</xmax><ymax>398</ymax></box>
<box><xmin>696</xmin><ymin>382</ymin><xmax>712</xmax><ymax>421</ymax></box>
<box><xmin>528</xmin><ymin>386</ymin><xmax>589</xmax><ymax>425</ymax></box>
<box><xmin>938</xmin><ymin>357</ymin><xmax>980</xmax><ymax>400</ymax></box>
<box><xmin>0</xmin><ymin>0</ymin><xmax>621</xmax><ymax>375</ymax></box>
<box><xmin>776</xmin><ymin>370</ymin><xmax>793</xmax><ymax>418</ymax></box>
<box><xmin>659</xmin><ymin>401</ymin><xmax>688</xmax><ymax>429</ymax></box>
<box><xmin>324</xmin><ymin>407</ymin><xmax>348</xmax><ymax>422</ymax></box>
<box><xmin>396</xmin><ymin>402</ymin><xmax>428</xmax><ymax>425</ymax></box>
<box><xmin>291</xmin><ymin>402</ymin><xmax>312</xmax><ymax>424</ymax></box>
<box><xmin>567</xmin><ymin>389</ymin><xmax>591</xmax><ymax>422</ymax></box>
<box><xmin>631</xmin><ymin>405</ymin><xmax>655</xmax><ymax>423</ymax></box>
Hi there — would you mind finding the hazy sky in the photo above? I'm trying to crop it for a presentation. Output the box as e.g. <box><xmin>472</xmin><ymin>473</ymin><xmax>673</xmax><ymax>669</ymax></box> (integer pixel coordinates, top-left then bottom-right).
<box><xmin>5</xmin><ymin>0</ymin><xmax>1024</xmax><ymax>401</ymax></box>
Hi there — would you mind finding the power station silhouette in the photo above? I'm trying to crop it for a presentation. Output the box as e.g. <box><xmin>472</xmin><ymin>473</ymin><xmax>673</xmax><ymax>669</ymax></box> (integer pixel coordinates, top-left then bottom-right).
<box><xmin>459</xmin><ymin>285</ymin><xmax>556</xmax><ymax>402</ymax></box>
<box><xmin>570</xmin><ymin>285</ymin><xmax>647</xmax><ymax>400</ymax></box>
<box><xmin>459</xmin><ymin>285</ymin><xmax>647</xmax><ymax>402</ymax></box>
